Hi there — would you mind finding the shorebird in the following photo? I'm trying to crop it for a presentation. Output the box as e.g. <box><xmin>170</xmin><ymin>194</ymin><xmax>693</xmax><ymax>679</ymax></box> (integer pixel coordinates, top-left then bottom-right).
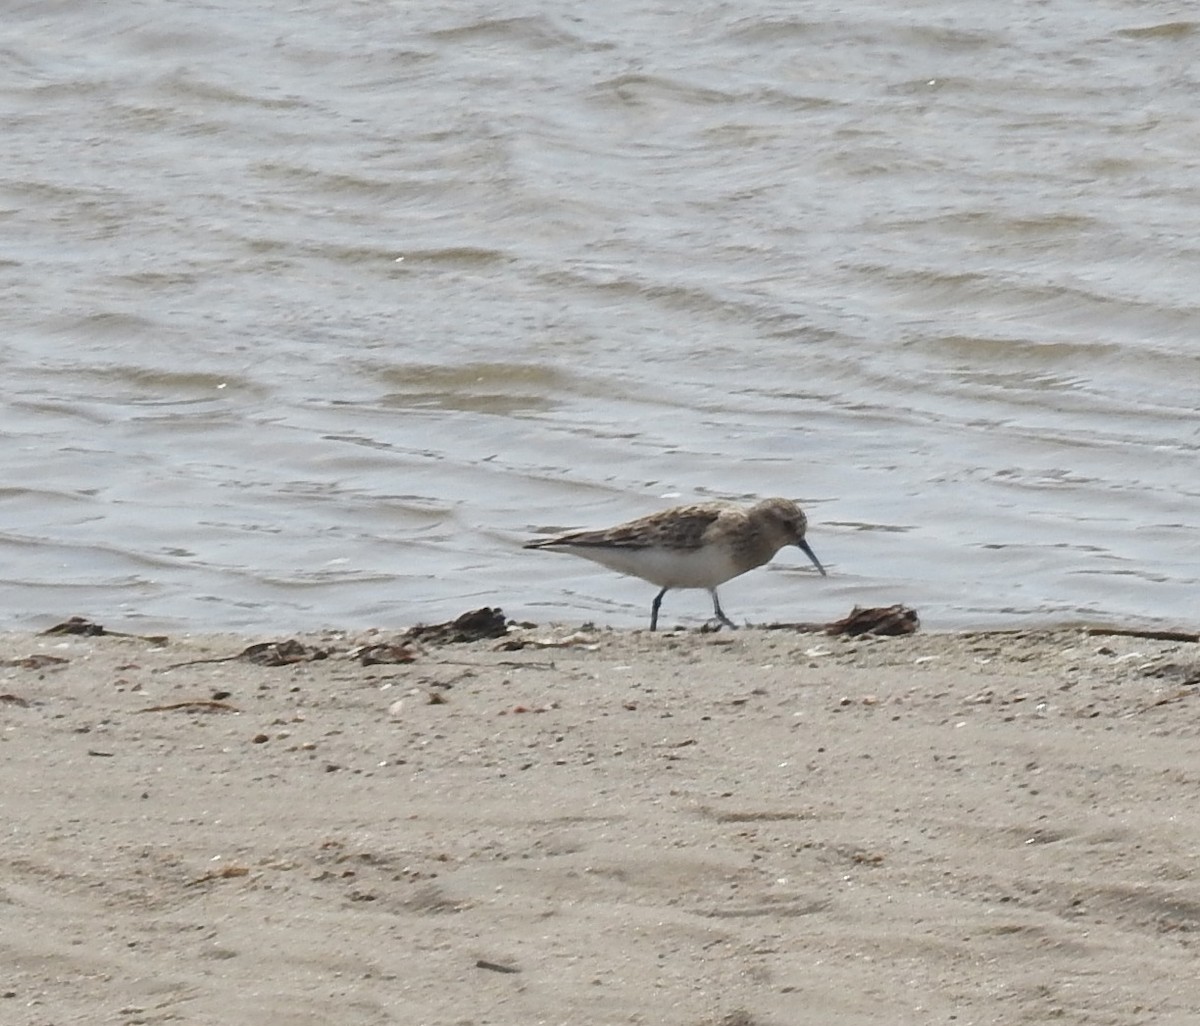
<box><xmin>524</xmin><ymin>497</ymin><xmax>826</xmax><ymax>630</ymax></box>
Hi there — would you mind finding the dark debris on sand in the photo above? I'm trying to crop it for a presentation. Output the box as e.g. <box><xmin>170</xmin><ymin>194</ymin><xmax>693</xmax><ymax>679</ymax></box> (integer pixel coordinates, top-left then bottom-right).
<box><xmin>403</xmin><ymin>607</ymin><xmax>510</xmax><ymax>645</ymax></box>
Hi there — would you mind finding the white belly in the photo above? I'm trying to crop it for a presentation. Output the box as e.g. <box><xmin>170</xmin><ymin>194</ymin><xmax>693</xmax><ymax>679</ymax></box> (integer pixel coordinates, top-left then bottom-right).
<box><xmin>557</xmin><ymin>543</ymin><xmax>751</xmax><ymax>589</ymax></box>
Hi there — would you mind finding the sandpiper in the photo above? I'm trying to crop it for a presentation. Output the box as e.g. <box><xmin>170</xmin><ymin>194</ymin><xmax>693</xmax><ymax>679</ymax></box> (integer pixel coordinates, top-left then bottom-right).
<box><xmin>524</xmin><ymin>497</ymin><xmax>826</xmax><ymax>630</ymax></box>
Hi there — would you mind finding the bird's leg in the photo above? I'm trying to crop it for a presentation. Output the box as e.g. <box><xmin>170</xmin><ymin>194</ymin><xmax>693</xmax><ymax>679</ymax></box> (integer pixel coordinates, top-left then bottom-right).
<box><xmin>710</xmin><ymin>589</ymin><xmax>738</xmax><ymax>630</ymax></box>
<box><xmin>650</xmin><ymin>587</ymin><xmax>668</xmax><ymax>631</ymax></box>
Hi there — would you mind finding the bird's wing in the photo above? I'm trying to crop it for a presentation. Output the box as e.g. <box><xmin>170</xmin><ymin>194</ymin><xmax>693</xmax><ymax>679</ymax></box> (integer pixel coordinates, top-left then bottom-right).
<box><xmin>528</xmin><ymin>504</ymin><xmax>729</xmax><ymax>551</ymax></box>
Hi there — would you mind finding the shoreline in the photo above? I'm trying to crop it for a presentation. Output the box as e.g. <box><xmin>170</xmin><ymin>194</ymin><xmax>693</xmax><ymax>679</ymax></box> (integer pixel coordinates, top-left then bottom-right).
<box><xmin>4</xmin><ymin>622</ymin><xmax>1199</xmax><ymax>1025</ymax></box>
<box><xmin>12</xmin><ymin>606</ymin><xmax>1200</xmax><ymax>644</ymax></box>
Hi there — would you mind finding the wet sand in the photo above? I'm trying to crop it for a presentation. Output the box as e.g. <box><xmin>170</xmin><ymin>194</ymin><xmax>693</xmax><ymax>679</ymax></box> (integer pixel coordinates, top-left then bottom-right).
<box><xmin>3</xmin><ymin>621</ymin><xmax>1200</xmax><ymax>1025</ymax></box>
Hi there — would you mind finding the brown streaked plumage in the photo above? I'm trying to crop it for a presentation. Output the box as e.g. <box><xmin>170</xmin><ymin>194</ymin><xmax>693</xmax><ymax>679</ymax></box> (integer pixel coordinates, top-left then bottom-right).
<box><xmin>524</xmin><ymin>497</ymin><xmax>826</xmax><ymax>630</ymax></box>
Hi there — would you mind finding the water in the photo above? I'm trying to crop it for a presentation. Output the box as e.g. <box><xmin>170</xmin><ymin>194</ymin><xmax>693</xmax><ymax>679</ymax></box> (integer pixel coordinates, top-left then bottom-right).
<box><xmin>3</xmin><ymin>1</ymin><xmax>1198</xmax><ymax>633</ymax></box>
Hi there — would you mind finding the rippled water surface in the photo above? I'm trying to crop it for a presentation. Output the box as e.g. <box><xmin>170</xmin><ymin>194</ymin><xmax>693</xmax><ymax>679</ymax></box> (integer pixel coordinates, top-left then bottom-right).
<box><xmin>3</xmin><ymin>1</ymin><xmax>1198</xmax><ymax>631</ymax></box>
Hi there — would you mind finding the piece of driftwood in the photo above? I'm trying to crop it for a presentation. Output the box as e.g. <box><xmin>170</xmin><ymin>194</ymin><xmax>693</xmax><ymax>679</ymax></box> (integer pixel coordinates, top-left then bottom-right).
<box><xmin>404</xmin><ymin>607</ymin><xmax>509</xmax><ymax>645</ymax></box>
<box><xmin>40</xmin><ymin>616</ymin><xmax>167</xmax><ymax>645</ymax></box>
<box><xmin>136</xmin><ymin>700</ymin><xmax>239</xmax><ymax>713</ymax></box>
<box><xmin>157</xmin><ymin>639</ymin><xmax>331</xmax><ymax>673</ymax></box>
<box><xmin>825</xmin><ymin>605</ymin><xmax>920</xmax><ymax>637</ymax></box>
<box><xmin>1083</xmin><ymin>626</ymin><xmax>1199</xmax><ymax>644</ymax></box>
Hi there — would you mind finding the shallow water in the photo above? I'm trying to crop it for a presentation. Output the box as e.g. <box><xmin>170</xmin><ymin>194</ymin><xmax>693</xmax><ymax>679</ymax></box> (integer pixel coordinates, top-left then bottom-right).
<box><xmin>3</xmin><ymin>1</ymin><xmax>1198</xmax><ymax>632</ymax></box>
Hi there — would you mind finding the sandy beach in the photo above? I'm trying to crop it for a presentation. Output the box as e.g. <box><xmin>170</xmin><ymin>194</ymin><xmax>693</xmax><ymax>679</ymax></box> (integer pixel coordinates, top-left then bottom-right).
<box><xmin>3</xmin><ymin>616</ymin><xmax>1200</xmax><ymax>1026</ymax></box>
